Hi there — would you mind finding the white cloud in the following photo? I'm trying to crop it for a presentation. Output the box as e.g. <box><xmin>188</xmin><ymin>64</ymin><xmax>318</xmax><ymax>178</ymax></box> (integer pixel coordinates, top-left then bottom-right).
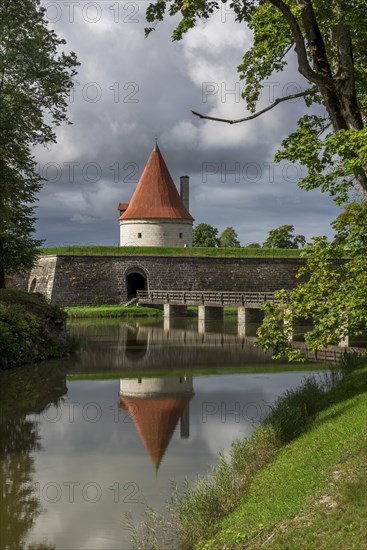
<box><xmin>32</xmin><ymin>2</ymin><xmax>340</xmax><ymax>246</ymax></box>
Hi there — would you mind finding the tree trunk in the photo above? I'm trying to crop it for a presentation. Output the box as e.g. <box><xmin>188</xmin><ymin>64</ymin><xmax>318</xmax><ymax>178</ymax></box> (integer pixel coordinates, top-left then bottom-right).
<box><xmin>0</xmin><ymin>236</ymin><xmax>5</xmax><ymax>289</ymax></box>
<box><xmin>0</xmin><ymin>267</ymin><xmax>5</xmax><ymax>289</ymax></box>
<box><xmin>295</xmin><ymin>0</ymin><xmax>367</xmax><ymax>197</ymax></box>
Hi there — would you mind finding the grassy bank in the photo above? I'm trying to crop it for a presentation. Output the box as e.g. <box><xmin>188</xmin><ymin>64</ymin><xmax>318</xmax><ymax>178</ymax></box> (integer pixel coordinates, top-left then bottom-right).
<box><xmin>40</xmin><ymin>245</ymin><xmax>302</xmax><ymax>258</ymax></box>
<box><xmin>65</xmin><ymin>305</ymin><xmax>163</xmax><ymax>318</ymax></box>
<box><xmin>67</xmin><ymin>363</ymin><xmax>327</xmax><ymax>381</ymax></box>
<box><xmin>131</xmin><ymin>355</ymin><xmax>367</xmax><ymax>549</ymax></box>
<box><xmin>65</xmin><ymin>305</ymin><xmax>238</xmax><ymax>318</ymax></box>
<box><xmin>0</xmin><ymin>289</ymin><xmax>69</xmax><ymax>369</ymax></box>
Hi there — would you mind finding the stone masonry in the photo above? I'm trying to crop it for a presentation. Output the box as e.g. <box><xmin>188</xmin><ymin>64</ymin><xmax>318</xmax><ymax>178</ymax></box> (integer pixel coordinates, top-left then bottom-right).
<box><xmin>24</xmin><ymin>255</ymin><xmax>306</xmax><ymax>306</ymax></box>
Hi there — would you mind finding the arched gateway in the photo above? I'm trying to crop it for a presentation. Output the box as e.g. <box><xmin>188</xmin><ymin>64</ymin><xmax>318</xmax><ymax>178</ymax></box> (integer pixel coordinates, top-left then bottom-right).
<box><xmin>125</xmin><ymin>268</ymin><xmax>148</xmax><ymax>300</ymax></box>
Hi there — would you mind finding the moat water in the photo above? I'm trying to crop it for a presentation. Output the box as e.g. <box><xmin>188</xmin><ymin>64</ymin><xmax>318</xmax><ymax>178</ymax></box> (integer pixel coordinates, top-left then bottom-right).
<box><xmin>1</xmin><ymin>318</ymin><xmax>327</xmax><ymax>550</ymax></box>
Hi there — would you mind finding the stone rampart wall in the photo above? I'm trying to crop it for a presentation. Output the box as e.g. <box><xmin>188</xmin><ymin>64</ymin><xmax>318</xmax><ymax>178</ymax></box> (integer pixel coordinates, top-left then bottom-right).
<box><xmin>25</xmin><ymin>255</ymin><xmax>306</xmax><ymax>305</ymax></box>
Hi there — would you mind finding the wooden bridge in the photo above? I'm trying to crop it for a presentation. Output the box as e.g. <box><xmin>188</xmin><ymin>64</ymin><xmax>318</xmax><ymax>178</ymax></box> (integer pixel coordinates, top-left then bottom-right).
<box><xmin>136</xmin><ymin>290</ymin><xmax>356</xmax><ymax>349</ymax></box>
<box><xmin>137</xmin><ymin>290</ymin><xmax>279</xmax><ymax>309</ymax></box>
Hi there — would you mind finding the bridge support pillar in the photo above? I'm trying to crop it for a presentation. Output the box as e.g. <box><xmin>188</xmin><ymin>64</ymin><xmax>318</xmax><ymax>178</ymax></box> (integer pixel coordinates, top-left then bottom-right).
<box><xmin>163</xmin><ymin>304</ymin><xmax>188</xmax><ymax>318</ymax></box>
<box><xmin>198</xmin><ymin>306</ymin><xmax>224</xmax><ymax>322</ymax></box>
<box><xmin>339</xmin><ymin>334</ymin><xmax>350</xmax><ymax>347</ymax></box>
<box><xmin>238</xmin><ymin>307</ymin><xmax>263</xmax><ymax>323</ymax></box>
<box><xmin>238</xmin><ymin>307</ymin><xmax>264</xmax><ymax>337</ymax></box>
<box><xmin>338</xmin><ymin>313</ymin><xmax>350</xmax><ymax>347</ymax></box>
<box><xmin>180</xmin><ymin>402</ymin><xmax>190</xmax><ymax>439</ymax></box>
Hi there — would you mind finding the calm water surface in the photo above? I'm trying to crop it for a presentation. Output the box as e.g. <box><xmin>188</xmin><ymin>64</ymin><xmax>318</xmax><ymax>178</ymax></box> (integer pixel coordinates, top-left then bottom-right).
<box><xmin>1</xmin><ymin>318</ymin><xmax>326</xmax><ymax>550</ymax></box>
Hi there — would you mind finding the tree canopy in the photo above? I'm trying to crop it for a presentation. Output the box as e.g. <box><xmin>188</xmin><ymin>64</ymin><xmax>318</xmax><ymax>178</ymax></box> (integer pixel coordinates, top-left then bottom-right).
<box><xmin>145</xmin><ymin>0</ymin><xmax>367</xmax><ymax>202</ymax></box>
<box><xmin>0</xmin><ymin>0</ymin><xmax>79</xmax><ymax>287</ymax></box>
<box><xmin>219</xmin><ymin>226</ymin><xmax>241</xmax><ymax>247</ymax></box>
<box><xmin>144</xmin><ymin>0</ymin><xmax>366</xmax><ymax>357</ymax></box>
<box><xmin>263</xmin><ymin>224</ymin><xmax>306</xmax><ymax>248</ymax></box>
<box><xmin>257</xmin><ymin>201</ymin><xmax>367</xmax><ymax>360</ymax></box>
<box><xmin>193</xmin><ymin>223</ymin><xmax>220</xmax><ymax>247</ymax></box>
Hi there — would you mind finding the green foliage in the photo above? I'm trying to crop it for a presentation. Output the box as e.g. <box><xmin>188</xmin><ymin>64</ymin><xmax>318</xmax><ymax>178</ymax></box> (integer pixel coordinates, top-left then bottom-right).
<box><xmin>275</xmin><ymin>122</ymin><xmax>367</xmax><ymax>205</ymax></box>
<box><xmin>257</xmin><ymin>202</ymin><xmax>367</xmax><ymax>360</ymax></box>
<box><xmin>245</xmin><ymin>242</ymin><xmax>261</xmax><ymax>248</ymax></box>
<box><xmin>219</xmin><ymin>226</ymin><xmax>241</xmax><ymax>248</ymax></box>
<box><xmin>0</xmin><ymin>204</ymin><xmax>43</xmax><ymax>283</ymax></box>
<box><xmin>144</xmin><ymin>0</ymin><xmax>367</xmax><ymax>201</ymax></box>
<box><xmin>0</xmin><ymin>304</ymin><xmax>39</xmax><ymax>369</ymax></box>
<box><xmin>237</xmin><ymin>0</ymin><xmax>293</xmax><ymax>111</ymax></box>
<box><xmin>263</xmin><ymin>224</ymin><xmax>306</xmax><ymax>248</ymax></box>
<box><xmin>0</xmin><ymin>0</ymin><xmax>79</xmax><ymax>286</ymax></box>
<box><xmin>332</xmin><ymin>200</ymin><xmax>367</xmax><ymax>251</ymax></box>
<box><xmin>0</xmin><ymin>289</ymin><xmax>68</xmax><ymax>369</ymax></box>
<box><xmin>192</xmin><ymin>223</ymin><xmax>220</xmax><ymax>247</ymax></box>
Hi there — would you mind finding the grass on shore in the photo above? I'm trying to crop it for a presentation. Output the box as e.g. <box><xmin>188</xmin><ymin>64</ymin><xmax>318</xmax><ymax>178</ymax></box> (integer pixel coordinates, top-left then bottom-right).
<box><xmin>40</xmin><ymin>245</ymin><xmax>302</xmax><ymax>258</ymax></box>
<box><xmin>201</xmin><ymin>359</ymin><xmax>367</xmax><ymax>550</ymax></box>
<box><xmin>65</xmin><ymin>305</ymin><xmax>163</xmax><ymax>318</ymax></box>
<box><xmin>65</xmin><ymin>305</ymin><xmax>238</xmax><ymax>318</ymax></box>
<box><xmin>67</xmin><ymin>363</ymin><xmax>327</xmax><ymax>381</ymax></box>
<box><xmin>129</xmin><ymin>354</ymin><xmax>367</xmax><ymax>549</ymax></box>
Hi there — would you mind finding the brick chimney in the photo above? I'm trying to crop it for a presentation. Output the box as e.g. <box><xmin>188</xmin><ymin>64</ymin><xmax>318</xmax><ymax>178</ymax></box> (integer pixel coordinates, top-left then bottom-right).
<box><xmin>180</xmin><ymin>176</ymin><xmax>190</xmax><ymax>213</ymax></box>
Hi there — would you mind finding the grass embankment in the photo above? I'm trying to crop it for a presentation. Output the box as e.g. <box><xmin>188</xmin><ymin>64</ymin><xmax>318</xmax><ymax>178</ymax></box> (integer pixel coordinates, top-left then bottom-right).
<box><xmin>65</xmin><ymin>305</ymin><xmax>238</xmax><ymax>318</ymax></box>
<box><xmin>40</xmin><ymin>245</ymin><xmax>302</xmax><ymax>258</ymax></box>
<box><xmin>133</xmin><ymin>355</ymin><xmax>367</xmax><ymax>549</ymax></box>
<box><xmin>0</xmin><ymin>289</ymin><xmax>69</xmax><ymax>369</ymax></box>
<box><xmin>68</xmin><ymin>363</ymin><xmax>326</xmax><ymax>381</ymax></box>
<box><xmin>65</xmin><ymin>305</ymin><xmax>163</xmax><ymax>318</ymax></box>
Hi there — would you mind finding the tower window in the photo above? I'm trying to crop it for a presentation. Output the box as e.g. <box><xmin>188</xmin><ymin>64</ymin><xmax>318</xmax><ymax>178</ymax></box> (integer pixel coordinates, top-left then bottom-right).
<box><xmin>179</xmin><ymin>233</ymin><xmax>183</xmax><ymax>239</ymax></box>
<box><xmin>138</xmin><ymin>233</ymin><xmax>142</xmax><ymax>238</ymax></box>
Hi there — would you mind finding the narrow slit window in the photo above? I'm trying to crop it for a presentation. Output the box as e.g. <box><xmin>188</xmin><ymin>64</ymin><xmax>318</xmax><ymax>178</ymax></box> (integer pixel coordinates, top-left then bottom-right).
<box><xmin>179</xmin><ymin>233</ymin><xmax>183</xmax><ymax>239</ymax></box>
<box><xmin>138</xmin><ymin>233</ymin><xmax>142</xmax><ymax>238</ymax></box>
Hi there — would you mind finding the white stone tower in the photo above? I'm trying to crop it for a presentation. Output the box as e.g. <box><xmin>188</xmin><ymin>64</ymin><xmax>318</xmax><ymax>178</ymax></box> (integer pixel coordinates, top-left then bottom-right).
<box><xmin>118</xmin><ymin>143</ymin><xmax>194</xmax><ymax>246</ymax></box>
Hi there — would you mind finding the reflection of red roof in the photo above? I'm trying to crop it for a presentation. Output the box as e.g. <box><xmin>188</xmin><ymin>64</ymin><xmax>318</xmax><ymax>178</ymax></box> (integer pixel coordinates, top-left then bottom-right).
<box><xmin>119</xmin><ymin>145</ymin><xmax>193</xmax><ymax>221</ymax></box>
<box><xmin>120</xmin><ymin>396</ymin><xmax>191</xmax><ymax>469</ymax></box>
<box><xmin>118</xmin><ymin>202</ymin><xmax>129</xmax><ymax>212</ymax></box>
<box><xmin>119</xmin><ymin>400</ymin><xmax>128</xmax><ymax>411</ymax></box>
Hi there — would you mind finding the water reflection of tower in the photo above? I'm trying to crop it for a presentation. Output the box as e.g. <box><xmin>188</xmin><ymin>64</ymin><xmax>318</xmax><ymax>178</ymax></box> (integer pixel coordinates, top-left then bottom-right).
<box><xmin>119</xmin><ymin>377</ymin><xmax>194</xmax><ymax>471</ymax></box>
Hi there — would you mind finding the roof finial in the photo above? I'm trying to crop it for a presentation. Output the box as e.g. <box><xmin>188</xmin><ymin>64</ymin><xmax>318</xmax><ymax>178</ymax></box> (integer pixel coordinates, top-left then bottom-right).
<box><xmin>154</xmin><ymin>135</ymin><xmax>159</xmax><ymax>152</ymax></box>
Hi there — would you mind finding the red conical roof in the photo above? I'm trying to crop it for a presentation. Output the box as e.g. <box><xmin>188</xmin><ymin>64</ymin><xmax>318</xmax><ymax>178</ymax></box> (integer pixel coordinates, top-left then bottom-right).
<box><xmin>119</xmin><ymin>145</ymin><xmax>193</xmax><ymax>221</ymax></box>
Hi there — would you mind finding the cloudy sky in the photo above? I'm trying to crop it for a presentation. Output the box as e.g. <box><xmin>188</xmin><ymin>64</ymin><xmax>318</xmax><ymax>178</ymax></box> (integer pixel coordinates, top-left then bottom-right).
<box><xmin>35</xmin><ymin>0</ymin><xmax>342</xmax><ymax>247</ymax></box>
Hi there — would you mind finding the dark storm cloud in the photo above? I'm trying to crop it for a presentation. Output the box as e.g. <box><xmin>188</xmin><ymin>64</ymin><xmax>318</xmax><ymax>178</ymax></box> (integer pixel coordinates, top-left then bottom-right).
<box><xmin>35</xmin><ymin>1</ymin><xmax>341</xmax><ymax>246</ymax></box>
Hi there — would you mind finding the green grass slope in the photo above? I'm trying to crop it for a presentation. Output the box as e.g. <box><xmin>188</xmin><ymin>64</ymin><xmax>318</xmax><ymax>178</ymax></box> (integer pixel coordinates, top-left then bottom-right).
<box><xmin>65</xmin><ymin>305</ymin><xmax>163</xmax><ymax>318</ymax></box>
<box><xmin>200</xmin><ymin>363</ymin><xmax>367</xmax><ymax>549</ymax></box>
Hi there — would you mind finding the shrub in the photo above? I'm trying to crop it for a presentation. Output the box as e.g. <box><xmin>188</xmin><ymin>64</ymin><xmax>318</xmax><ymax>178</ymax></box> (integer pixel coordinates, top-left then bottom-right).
<box><xmin>0</xmin><ymin>290</ymin><xmax>68</xmax><ymax>369</ymax></box>
<box><xmin>0</xmin><ymin>304</ymin><xmax>39</xmax><ymax>369</ymax></box>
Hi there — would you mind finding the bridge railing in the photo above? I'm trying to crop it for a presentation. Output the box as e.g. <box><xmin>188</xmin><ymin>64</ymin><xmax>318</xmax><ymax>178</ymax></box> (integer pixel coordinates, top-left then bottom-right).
<box><xmin>137</xmin><ymin>290</ymin><xmax>278</xmax><ymax>306</ymax></box>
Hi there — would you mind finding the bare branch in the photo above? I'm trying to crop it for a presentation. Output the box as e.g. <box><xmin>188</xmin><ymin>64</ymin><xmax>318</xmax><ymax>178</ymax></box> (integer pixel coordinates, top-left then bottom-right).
<box><xmin>278</xmin><ymin>43</ymin><xmax>294</xmax><ymax>64</ymax></box>
<box><xmin>317</xmin><ymin>122</ymin><xmax>332</xmax><ymax>137</ymax></box>
<box><xmin>191</xmin><ymin>89</ymin><xmax>314</xmax><ymax>125</ymax></box>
